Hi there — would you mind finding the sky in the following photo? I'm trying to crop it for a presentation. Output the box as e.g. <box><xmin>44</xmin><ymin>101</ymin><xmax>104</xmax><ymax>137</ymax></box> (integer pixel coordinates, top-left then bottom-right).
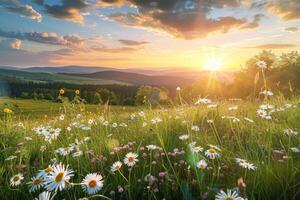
<box><xmin>0</xmin><ymin>0</ymin><xmax>299</xmax><ymax>70</ymax></box>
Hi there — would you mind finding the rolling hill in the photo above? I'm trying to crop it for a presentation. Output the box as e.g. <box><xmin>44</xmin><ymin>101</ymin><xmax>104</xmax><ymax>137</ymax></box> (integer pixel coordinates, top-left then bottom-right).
<box><xmin>0</xmin><ymin>68</ymin><xmax>128</xmax><ymax>85</ymax></box>
<box><xmin>68</xmin><ymin>71</ymin><xmax>193</xmax><ymax>86</ymax></box>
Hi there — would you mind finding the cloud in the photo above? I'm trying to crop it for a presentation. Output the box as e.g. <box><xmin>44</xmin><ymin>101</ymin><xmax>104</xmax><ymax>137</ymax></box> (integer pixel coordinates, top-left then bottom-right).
<box><xmin>0</xmin><ymin>48</ymin><xmax>74</xmax><ymax>66</ymax></box>
<box><xmin>0</xmin><ymin>39</ymin><xmax>22</xmax><ymax>50</ymax></box>
<box><xmin>0</xmin><ymin>29</ymin><xmax>84</xmax><ymax>48</ymax></box>
<box><xmin>284</xmin><ymin>27</ymin><xmax>299</xmax><ymax>32</ymax></box>
<box><xmin>102</xmin><ymin>0</ymin><xmax>255</xmax><ymax>39</ymax></box>
<box><xmin>263</xmin><ymin>0</ymin><xmax>300</xmax><ymax>20</ymax></box>
<box><xmin>250</xmin><ymin>44</ymin><xmax>299</xmax><ymax>49</ymax></box>
<box><xmin>1</xmin><ymin>0</ymin><xmax>42</xmax><ymax>22</ymax></box>
<box><xmin>44</xmin><ymin>0</ymin><xmax>89</xmax><ymax>23</ymax></box>
<box><xmin>118</xmin><ymin>39</ymin><xmax>148</xmax><ymax>46</ymax></box>
<box><xmin>241</xmin><ymin>14</ymin><xmax>265</xmax><ymax>29</ymax></box>
<box><xmin>90</xmin><ymin>45</ymin><xmax>140</xmax><ymax>53</ymax></box>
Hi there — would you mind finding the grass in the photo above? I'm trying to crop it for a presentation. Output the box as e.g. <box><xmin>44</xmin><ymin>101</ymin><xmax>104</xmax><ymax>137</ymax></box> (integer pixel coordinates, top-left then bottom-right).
<box><xmin>0</xmin><ymin>95</ymin><xmax>300</xmax><ymax>199</ymax></box>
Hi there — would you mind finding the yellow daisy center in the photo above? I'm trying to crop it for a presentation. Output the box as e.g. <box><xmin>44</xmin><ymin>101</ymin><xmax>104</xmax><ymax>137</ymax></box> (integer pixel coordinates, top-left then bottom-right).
<box><xmin>128</xmin><ymin>157</ymin><xmax>134</xmax><ymax>162</ymax></box>
<box><xmin>13</xmin><ymin>176</ymin><xmax>20</xmax><ymax>182</ymax></box>
<box><xmin>44</xmin><ymin>167</ymin><xmax>53</xmax><ymax>173</ymax></box>
<box><xmin>226</xmin><ymin>197</ymin><xmax>234</xmax><ymax>200</ymax></box>
<box><xmin>208</xmin><ymin>148</ymin><xmax>217</xmax><ymax>153</ymax></box>
<box><xmin>88</xmin><ymin>180</ymin><xmax>97</xmax><ymax>188</ymax></box>
<box><xmin>33</xmin><ymin>178</ymin><xmax>42</xmax><ymax>185</ymax></box>
<box><xmin>55</xmin><ymin>172</ymin><xmax>64</xmax><ymax>183</ymax></box>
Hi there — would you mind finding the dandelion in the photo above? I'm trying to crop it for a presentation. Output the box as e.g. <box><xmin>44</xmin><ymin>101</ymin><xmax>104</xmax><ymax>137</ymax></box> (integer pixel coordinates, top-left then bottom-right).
<box><xmin>10</xmin><ymin>173</ymin><xmax>24</xmax><ymax>186</ymax></box>
<box><xmin>111</xmin><ymin>161</ymin><xmax>122</xmax><ymax>172</ymax></box>
<box><xmin>3</xmin><ymin>108</ymin><xmax>13</xmax><ymax>114</ymax></box>
<box><xmin>215</xmin><ymin>189</ymin><xmax>243</xmax><ymax>200</ymax></box>
<box><xmin>28</xmin><ymin>176</ymin><xmax>44</xmax><ymax>192</ymax></box>
<box><xmin>176</xmin><ymin>87</ymin><xmax>181</xmax><ymax>91</ymax></box>
<box><xmin>44</xmin><ymin>163</ymin><xmax>74</xmax><ymax>192</ymax></box>
<box><xmin>124</xmin><ymin>152</ymin><xmax>139</xmax><ymax>167</ymax></box>
<box><xmin>75</xmin><ymin>90</ymin><xmax>80</xmax><ymax>95</ymax></box>
<box><xmin>196</xmin><ymin>159</ymin><xmax>208</xmax><ymax>170</ymax></box>
<box><xmin>82</xmin><ymin>173</ymin><xmax>104</xmax><ymax>195</ymax></box>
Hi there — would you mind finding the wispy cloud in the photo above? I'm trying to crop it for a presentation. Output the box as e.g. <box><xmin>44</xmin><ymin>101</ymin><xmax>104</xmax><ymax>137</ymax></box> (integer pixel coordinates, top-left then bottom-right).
<box><xmin>0</xmin><ymin>29</ymin><xmax>84</xmax><ymax>48</ymax></box>
<box><xmin>1</xmin><ymin>0</ymin><xmax>42</xmax><ymax>22</ymax></box>
<box><xmin>118</xmin><ymin>39</ymin><xmax>149</xmax><ymax>46</ymax></box>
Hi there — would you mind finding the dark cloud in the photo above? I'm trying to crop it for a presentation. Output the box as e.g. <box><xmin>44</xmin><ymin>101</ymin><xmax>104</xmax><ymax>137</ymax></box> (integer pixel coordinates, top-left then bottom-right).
<box><xmin>263</xmin><ymin>0</ymin><xmax>300</xmax><ymax>20</ymax></box>
<box><xmin>1</xmin><ymin>0</ymin><xmax>42</xmax><ymax>21</ymax></box>
<box><xmin>102</xmin><ymin>0</ymin><xmax>255</xmax><ymax>39</ymax></box>
<box><xmin>44</xmin><ymin>0</ymin><xmax>89</xmax><ymax>23</ymax></box>
<box><xmin>118</xmin><ymin>39</ymin><xmax>148</xmax><ymax>46</ymax></box>
<box><xmin>250</xmin><ymin>44</ymin><xmax>299</xmax><ymax>49</ymax></box>
<box><xmin>0</xmin><ymin>29</ymin><xmax>84</xmax><ymax>48</ymax></box>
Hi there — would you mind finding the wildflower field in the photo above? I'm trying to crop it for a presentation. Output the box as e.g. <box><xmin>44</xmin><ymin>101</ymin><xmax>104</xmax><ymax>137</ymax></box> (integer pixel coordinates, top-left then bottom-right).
<box><xmin>1</xmin><ymin>94</ymin><xmax>300</xmax><ymax>200</ymax></box>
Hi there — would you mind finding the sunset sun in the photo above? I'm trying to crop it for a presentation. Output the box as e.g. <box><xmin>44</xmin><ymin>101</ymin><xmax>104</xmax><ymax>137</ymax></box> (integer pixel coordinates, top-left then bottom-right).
<box><xmin>202</xmin><ymin>56</ymin><xmax>224</xmax><ymax>71</ymax></box>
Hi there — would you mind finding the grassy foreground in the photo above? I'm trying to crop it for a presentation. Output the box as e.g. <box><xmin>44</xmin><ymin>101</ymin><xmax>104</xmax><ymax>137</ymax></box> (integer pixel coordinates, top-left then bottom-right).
<box><xmin>0</xmin><ymin>96</ymin><xmax>300</xmax><ymax>199</ymax></box>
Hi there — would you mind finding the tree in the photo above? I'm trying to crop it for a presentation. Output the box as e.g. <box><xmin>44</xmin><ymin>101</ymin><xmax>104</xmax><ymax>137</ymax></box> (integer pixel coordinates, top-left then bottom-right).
<box><xmin>93</xmin><ymin>92</ymin><xmax>103</xmax><ymax>104</ymax></box>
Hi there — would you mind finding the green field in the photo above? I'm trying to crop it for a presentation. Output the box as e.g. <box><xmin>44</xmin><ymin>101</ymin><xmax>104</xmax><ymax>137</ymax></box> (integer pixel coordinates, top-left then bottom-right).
<box><xmin>0</xmin><ymin>96</ymin><xmax>300</xmax><ymax>199</ymax></box>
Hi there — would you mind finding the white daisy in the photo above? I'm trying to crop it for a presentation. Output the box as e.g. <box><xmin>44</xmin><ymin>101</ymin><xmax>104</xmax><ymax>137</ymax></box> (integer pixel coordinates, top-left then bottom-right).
<box><xmin>179</xmin><ymin>134</ymin><xmax>189</xmax><ymax>140</ymax></box>
<box><xmin>44</xmin><ymin>163</ymin><xmax>74</xmax><ymax>192</ymax></box>
<box><xmin>205</xmin><ymin>145</ymin><xmax>221</xmax><ymax>159</ymax></box>
<box><xmin>38</xmin><ymin>165</ymin><xmax>54</xmax><ymax>178</ymax></box>
<box><xmin>256</xmin><ymin>60</ymin><xmax>267</xmax><ymax>69</ymax></box>
<box><xmin>55</xmin><ymin>146</ymin><xmax>75</xmax><ymax>156</ymax></box>
<box><xmin>215</xmin><ymin>189</ymin><xmax>244</xmax><ymax>200</ymax></box>
<box><xmin>290</xmin><ymin>147</ymin><xmax>300</xmax><ymax>153</ymax></box>
<box><xmin>111</xmin><ymin>161</ymin><xmax>123</xmax><ymax>172</ymax></box>
<box><xmin>196</xmin><ymin>159</ymin><xmax>208</xmax><ymax>170</ymax></box>
<box><xmin>235</xmin><ymin>158</ymin><xmax>256</xmax><ymax>170</ymax></box>
<box><xmin>28</xmin><ymin>176</ymin><xmax>44</xmax><ymax>192</ymax></box>
<box><xmin>82</xmin><ymin>173</ymin><xmax>104</xmax><ymax>195</ymax></box>
<box><xmin>34</xmin><ymin>191</ymin><xmax>55</xmax><ymax>200</ymax></box>
<box><xmin>10</xmin><ymin>173</ymin><xmax>24</xmax><ymax>186</ymax></box>
<box><xmin>123</xmin><ymin>152</ymin><xmax>139</xmax><ymax>167</ymax></box>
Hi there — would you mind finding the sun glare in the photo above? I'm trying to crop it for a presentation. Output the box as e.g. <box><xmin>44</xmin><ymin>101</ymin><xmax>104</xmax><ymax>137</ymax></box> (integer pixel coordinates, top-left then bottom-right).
<box><xmin>203</xmin><ymin>56</ymin><xmax>224</xmax><ymax>71</ymax></box>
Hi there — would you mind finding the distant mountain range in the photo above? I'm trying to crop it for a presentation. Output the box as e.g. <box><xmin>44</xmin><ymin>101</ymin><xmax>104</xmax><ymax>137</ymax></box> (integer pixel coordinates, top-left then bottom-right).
<box><xmin>0</xmin><ymin>66</ymin><xmax>234</xmax><ymax>87</ymax></box>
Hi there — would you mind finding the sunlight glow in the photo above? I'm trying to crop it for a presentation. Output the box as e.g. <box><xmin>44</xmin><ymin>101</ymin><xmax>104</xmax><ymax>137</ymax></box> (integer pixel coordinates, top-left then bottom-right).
<box><xmin>202</xmin><ymin>56</ymin><xmax>224</xmax><ymax>71</ymax></box>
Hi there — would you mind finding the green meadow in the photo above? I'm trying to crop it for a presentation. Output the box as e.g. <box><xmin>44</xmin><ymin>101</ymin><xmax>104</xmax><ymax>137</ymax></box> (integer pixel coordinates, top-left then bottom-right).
<box><xmin>1</xmin><ymin>95</ymin><xmax>300</xmax><ymax>199</ymax></box>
